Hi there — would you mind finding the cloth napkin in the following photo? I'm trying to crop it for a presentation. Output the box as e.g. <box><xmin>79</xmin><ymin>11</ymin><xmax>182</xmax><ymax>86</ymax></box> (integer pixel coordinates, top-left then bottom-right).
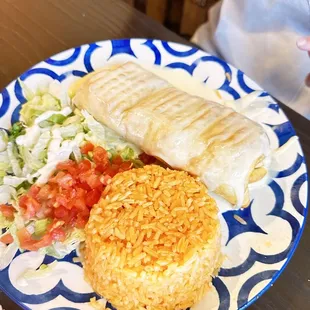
<box><xmin>192</xmin><ymin>0</ymin><xmax>310</xmax><ymax>119</ymax></box>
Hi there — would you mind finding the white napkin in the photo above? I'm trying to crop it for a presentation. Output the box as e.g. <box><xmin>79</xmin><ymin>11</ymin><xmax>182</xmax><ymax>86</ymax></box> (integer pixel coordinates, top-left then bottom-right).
<box><xmin>192</xmin><ymin>0</ymin><xmax>310</xmax><ymax>119</ymax></box>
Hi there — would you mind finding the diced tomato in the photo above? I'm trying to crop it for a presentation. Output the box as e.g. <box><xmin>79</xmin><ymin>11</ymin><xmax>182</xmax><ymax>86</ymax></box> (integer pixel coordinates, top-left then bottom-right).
<box><xmin>86</xmin><ymin>189</ymin><xmax>101</xmax><ymax>207</ymax></box>
<box><xmin>54</xmin><ymin>206</ymin><xmax>69</xmax><ymax>219</ymax></box>
<box><xmin>36</xmin><ymin>184</ymin><xmax>52</xmax><ymax>202</ymax></box>
<box><xmin>60</xmin><ymin>188</ymin><xmax>84</xmax><ymax>211</ymax></box>
<box><xmin>17</xmin><ymin>227</ymin><xmax>32</xmax><ymax>244</ymax></box>
<box><xmin>79</xmin><ymin>208</ymin><xmax>90</xmax><ymax>218</ymax></box>
<box><xmin>75</xmin><ymin>215</ymin><xmax>88</xmax><ymax>229</ymax></box>
<box><xmin>77</xmin><ymin>181</ymin><xmax>92</xmax><ymax>191</ymax></box>
<box><xmin>74</xmin><ymin>197</ymin><xmax>87</xmax><ymax>210</ymax></box>
<box><xmin>49</xmin><ymin>171</ymin><xmax>65</xmax><ymax>183</ymax></box>
<box><xmin>56</xmin><ymin>160</ymin><xmax>78</xmax><ymax>175</ymax></box>
<box><xmin>119</xmin><ymin>161</ymin><xmax>133</xmax><ymax>171</ymax></box>
<box><xmin>101</xmin><ymin>174</ymin><xmax>112</xmax><ymax>186</ymax></box>
<box><xmin>30</xmin><ymin>234</ymin><xmax>53</xmax><ymax>251</ymax></box>
<box><xmin>50</xmin><ymin>227</ymin><xmax>66</xmax><ymax>242</ymax></box>
<box><xmin>78</xmin><ymin>159</ymin><xmax>92</xmax><ymax>172</ymax></box>
<box><xmin>105</xmin><ymin>164</ymin><xmax>119</xmax><ymax>178</ymax></box>
<box><xmin>17</xmin><ymin>227</ymin><xmax>53</xmax><ymax>251</ymax></box>
<box><xmin>28</xmin><ymin>185</ymin><xmax>41</xmax><ymax>198</ymax></box>
<box><xmin>16</xmin><ymin>144</ymin><xmax>135</xmax><ymax>251</ymax></box>
<box><xmin>0</xmin><ymin>204</ymin><xmax>15</xmax><ymax>220</ymax></box>
<box><xmin>19</xmin><ymin>194</ymin><xmax>28</xmax><ymax>209</ymax></box>
<box><xmin>50</xmin><ymin>171</ymin><xmax>76</xmax><ymax>189</ymax></box>
<box><xmin>0</xmin><ymin>233</ymin><xmax>14</xmax><ymax>244</ymax></box>
<box><xmin>88</xmin><ymin>174</ymin><xmax>102</xmax><ymax>189</ymax></box>
<box><xmin>18</xmin><ymin>220</ymin><xmax>67</xmax><ymax>251</ymax></box>
<box><xmin>79</xmin><ymin>170</ymin><xmax>102</xmax><ymax>189</ymax></box>
<box><xmin>93</xmin><ymin>146</ymin><xmax>109</xmax><ymax>166</ymax></box>
<box><xmin>95</xmin><ymin>163</ymin><xmax>108</xmax><ymax>173</ymax></box>
<box><xmin>80</xmin><ymin>142</ymin><xmax>94</xmax><ymax>154</ymax></box>
<box><xmin>65</xmin><ymin>188</ymin><xmax>77</xmax><ymax>200</ymax></box>
<box><xmin>35</xmin><ymin>203</ymin><xmax>53</xmax><ymax>219</ymax></box>
<box><xmin>46</xmin><ymin>198</ymin><xmax>56</xmax><ymax>209</ymax></box>
<box><xmin>67</xmin><ymin>208</ymin><xmax>79</xmax><ymax>227</ymax></box>
<box><xmin>19</xmin><ymin>195</ymin><xmax>41</xmax><ymax>219</ymax></box>
<box><xmin>139</xmin><ymin>152</ymin><xmax>156</xmax><ymax>164</ymax></box>
<box><xmin>112</xmin><ymin>155</ymin><xmax>123</xmax><ymax>165</ymax></box>
<box><xmin>78</xmin><ymin>169</ymin><xmax>91</xmax><ymax>184</ymax></box>
<box><xmin>55</xmin><ymin>194</ymin><xmax>68</xmax><ymax>208</ymax></box>
<box><xmin>58</xmin><ymin>174</ymin><xmax>75</xmax><ymax>189</ymax></box>
<box><xmin>31</xmin><ymin>234</ymin><xmax>53</xmax><ymax>251</ymax></box>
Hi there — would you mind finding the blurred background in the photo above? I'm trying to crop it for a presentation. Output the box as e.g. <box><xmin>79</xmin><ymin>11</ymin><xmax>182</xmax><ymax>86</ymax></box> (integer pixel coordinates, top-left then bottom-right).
<box><xmin>122</xmin><ymin>0</ymin><xmax>218</xmax><ymax>39</ymax></box>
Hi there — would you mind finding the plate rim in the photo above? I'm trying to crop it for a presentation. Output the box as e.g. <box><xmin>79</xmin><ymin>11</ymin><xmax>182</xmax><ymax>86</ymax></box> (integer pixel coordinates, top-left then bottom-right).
<box><xmin>0</xmin><ymin>38</ymin><xmax>308</xmax><ymax>310</ymax></box>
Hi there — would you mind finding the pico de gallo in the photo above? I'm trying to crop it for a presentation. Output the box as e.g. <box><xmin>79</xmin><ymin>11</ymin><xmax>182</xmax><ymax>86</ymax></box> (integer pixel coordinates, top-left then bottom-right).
<box><xmin>0</xmin><ymin>80</ymin><xmax>155</xmax><ymax>268</ymax></box>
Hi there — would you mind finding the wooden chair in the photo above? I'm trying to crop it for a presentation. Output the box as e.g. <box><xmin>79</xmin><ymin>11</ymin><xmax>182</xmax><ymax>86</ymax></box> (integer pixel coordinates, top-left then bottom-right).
<box><xmin>122</xmin><ymin>0</ymin><xmax>219</xmax><ymax>37</ymax></box>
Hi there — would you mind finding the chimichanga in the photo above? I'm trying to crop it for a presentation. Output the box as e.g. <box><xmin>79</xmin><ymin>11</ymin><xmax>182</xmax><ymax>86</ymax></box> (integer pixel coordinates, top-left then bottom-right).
<box><xmin>71</xmin><ymin>62</ymin><xmax>270</xmax><ymax>208</ymax></box>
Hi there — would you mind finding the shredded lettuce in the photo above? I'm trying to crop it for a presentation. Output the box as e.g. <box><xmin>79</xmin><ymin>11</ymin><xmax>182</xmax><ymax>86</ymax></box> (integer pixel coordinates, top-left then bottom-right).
<box><xmin>20</xmin><ymin>93</ymin><xmax>61</xmax><ymax>126</ymax></box>
<box><xmin>48</xmin><ymin>80</ymin><xmax>70</xmax><ymax>108</ymax></box>
<box><xmin>16</xmin><ymin>180</ymin><xmax>31</xmax><ymax>192</ymax></box>
<box><xmin>132</xmin><ymin>159</ymin><xmax>145</xmax><ymax>168</ymax></box>
<box><xmin>42</xmin><ymin>114</ymin><xmax>67</xmax><ymax>126</ymax></box>
<box><xmin>0</xmin><ymin>242</ymin><xmax>18</xmax><ymax>271</ymax></box>
<box><xmin>72</xmin><ymin>145</ymin><xmax>82</xmax><ymax>162</ymax></box>
<box><xmin>31</xmin><ymin>131</ymin><xmax>51</xmax><ymax>160</ymax></box>
<box><xmin>7</xmin><ymin>224</ymin><xmax>19</xmax><ymax>248</ymax></box>
<box><xmin>63</xmin><ymin>114</ymin><xmax>83</xmax><ymax>126</ymax></box>
<box><xmin>16</xmin><ymin>125</ymin><xmax>41</xmax><ymax>148</ymax></box>
<box><xmin>59</xmin><ymin>123</ymin><xmax>83</xmax><ymax>139</ymax></box>
<box><xmin>18</xmin><ymin>79</ymin><xmax>35</xmax><ymax>101</ymax></box>
<box><xmin>22</xmin><ymin>163</ymin><xmax>33</xmax><ymax>179</ymax></box>
<box><xmin>121</xmin><ymin>146</ymin><xmax>135</xmax><ymax>160</ymax></box>
<box><xmin>47</xmin><ymin>128</ymin><xmax>63</xmax><ymax>161</ymax></box>
<box><xmin>15</xmin><ymin>181</ymin><xmax>32</xmax><ymax>199</ymax></box>
<box><xmin>0</xmin><ymin>151</ymin><xmax>9</xmax><ymax>168</ymax></box>
<box><xmin>18</xmin><ymin>261</ymin><xmax>58</xmax><ymax>282</ymax></box>
<box><xmin>35</xmin><ymin>138</ymin><xmax>77</xmax><ymax>184</ymax></box>
<box><xmin>82</xmin><ymin>110</ymin><xmax>141</xmax><ymax>155</ymax></box>
<box><xmin>0</xmin><ymin>130</ymin><xmax>8</xmax><ymax>152</ymax></box>
<box><xmin>6</xmin><ymin>142</ymin><xmax>22</xmax><ymax>177</ymax></box>
<box><xmin>0</xmin><ymin>194</ymin><xmax>11</xmax><ymax>205</ymax></box>
<box><xmin>0</xmin><ymin>165</ymin><xmax>9</xmax><ymax>177</ymax></box>
<box><xmin>0</xmin><ymin>214</ymin><xmax>12</xmax><ymax>230</ymax></box>
<box><xmin>82</xmin><ymin>110</ymin><xmax>106</xmax><ymax>142</ymax></box>
<box><xmin>34</xmin><ymin>162</ymin><xmax>57</xmax><ymax>185</ymax></box>
<box><xmin>2</xmin><ymin>80</ymin><xmax>144</xmax><ymax>261</ymax></box>
<box><xmin>43</xmin><ymin>228</ymin><xmax>85</xmax><ymax>259</ymax></box>
<box><xmin>8</xmin><ymin>122</ymin><xmax>26</xmax><ymax>142</ymax></box>
<box><xmin>0</xmin><ymin>185</ymin><xmax>16</xmax><ymax>205</ymax></box>
<box><xmin>2</xmin><ymin>176</ymin><xmax>27</xmax><ymax>188</ymax></box>
<box><xmin>35</xmin><ymin>106</ymin><xmax>72</xmax><ymax>127</ymax></box>
<box><xmin>0</xmin><ymin>151</ymin><xmax>10</xmax><ymax>184</ymax></box>
<box><xmin>19</xmin><ymin>146</ymin><xmax>45</xmax><ymax>171</ymax></box>
<box><xmin>34</xmin><ymin>218</ymin><xmax>52</xmax><ymax>238</ymax></box>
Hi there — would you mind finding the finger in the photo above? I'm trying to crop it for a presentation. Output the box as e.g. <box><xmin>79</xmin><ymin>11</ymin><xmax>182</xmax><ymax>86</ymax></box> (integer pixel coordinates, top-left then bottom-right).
<box><xmin>305</xmin><ymin>73</ymin><xmax>310</xmax><ymax>87</ymax></box>
<box><xmin>296</xmin><ymin>36</ymin><xmax>310</xmax><ymax>51</ymax></box>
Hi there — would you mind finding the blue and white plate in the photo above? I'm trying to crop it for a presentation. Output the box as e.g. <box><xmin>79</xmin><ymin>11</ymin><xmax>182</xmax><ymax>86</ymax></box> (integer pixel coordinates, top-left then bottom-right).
<box><xmin>0</xmin><ymin>39</ymin><xmax>308</xmax><ymax>310</ymax></box>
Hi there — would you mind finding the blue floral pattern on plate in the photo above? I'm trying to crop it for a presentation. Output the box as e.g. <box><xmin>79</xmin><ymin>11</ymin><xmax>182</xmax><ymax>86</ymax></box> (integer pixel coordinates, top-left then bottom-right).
<box><xmin>0</xmin><ymin>39</ymin><xmax>308</xmax><ymax>310</ymax></box>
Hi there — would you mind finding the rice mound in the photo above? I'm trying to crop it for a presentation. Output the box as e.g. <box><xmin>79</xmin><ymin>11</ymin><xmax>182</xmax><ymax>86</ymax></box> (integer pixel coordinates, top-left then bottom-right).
<box><xmin>84</xmin><ymin>165</ymin><xmax>222</xmax><ymax>310</ymax></box>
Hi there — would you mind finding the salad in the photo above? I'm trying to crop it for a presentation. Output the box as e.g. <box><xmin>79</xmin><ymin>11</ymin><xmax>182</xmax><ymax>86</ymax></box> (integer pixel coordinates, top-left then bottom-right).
<box><xmin>0</xmin><ymin>80</ymin><xmax>155</xmax><ymax>270</ymax></box>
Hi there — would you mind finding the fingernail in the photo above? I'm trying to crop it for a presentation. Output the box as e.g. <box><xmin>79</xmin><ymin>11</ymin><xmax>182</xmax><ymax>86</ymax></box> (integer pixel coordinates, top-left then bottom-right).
<box><xmin>297</xmin><ymin>37</ymin><xmax>307</xmax><ymax>47</ymax></box>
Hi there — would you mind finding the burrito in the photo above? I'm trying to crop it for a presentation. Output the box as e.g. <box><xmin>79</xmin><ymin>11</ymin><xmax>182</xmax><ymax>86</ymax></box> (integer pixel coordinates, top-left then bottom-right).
<box><xmin>71</xmin><ymin>62</ymin><xmax>270</xmax><ymax>208</ymax></box>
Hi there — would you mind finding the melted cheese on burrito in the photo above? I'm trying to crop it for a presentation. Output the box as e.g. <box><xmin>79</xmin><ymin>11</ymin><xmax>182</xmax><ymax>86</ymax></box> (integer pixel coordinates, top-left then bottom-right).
<box><xmin>71</xmin><ymin>62</ymin><xmax>270</xmax><ymax>207</ymax></box>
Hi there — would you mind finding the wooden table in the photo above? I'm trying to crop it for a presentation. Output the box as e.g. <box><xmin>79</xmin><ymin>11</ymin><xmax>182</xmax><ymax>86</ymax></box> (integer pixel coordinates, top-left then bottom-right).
<box><xmin>1</xmin><ymin>1</ymin><xmax>309</xmax><ymax>309</ymax></box>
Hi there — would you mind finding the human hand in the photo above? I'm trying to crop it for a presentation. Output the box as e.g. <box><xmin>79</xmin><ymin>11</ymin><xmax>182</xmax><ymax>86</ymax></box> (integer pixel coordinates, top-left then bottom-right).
<box><xmin>297</xmin><ymin>36</ymin><xmax>310</xmax><ymax>87</ymax></box>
